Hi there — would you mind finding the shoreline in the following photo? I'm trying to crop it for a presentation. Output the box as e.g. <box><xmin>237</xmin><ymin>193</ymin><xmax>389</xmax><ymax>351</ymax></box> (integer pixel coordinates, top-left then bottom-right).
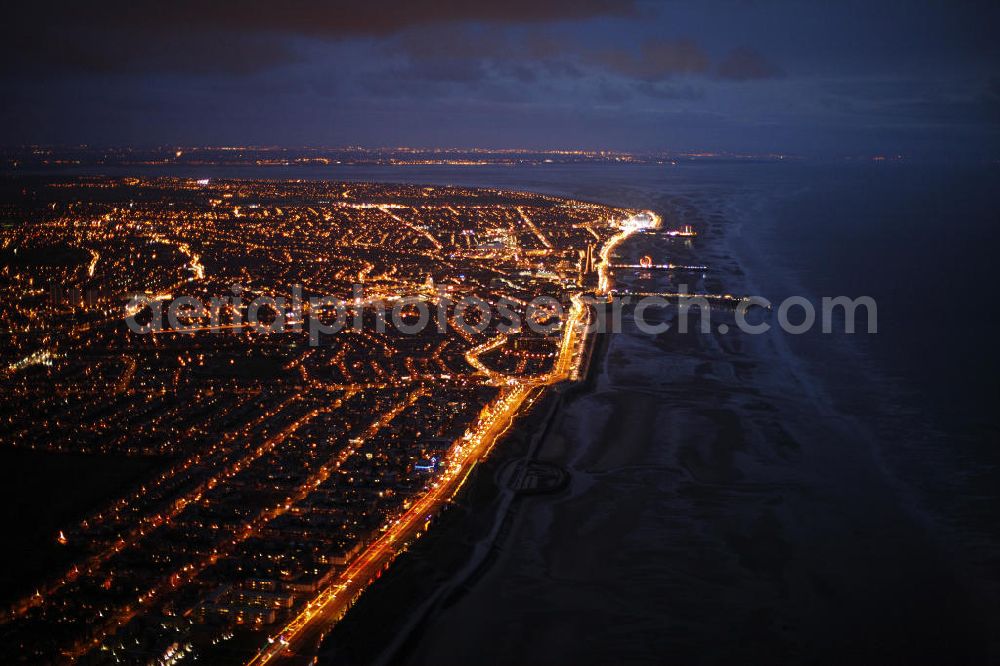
<box><xmin>243</xmin><ymin>204</ymin><xmax>643</xmax><ymax>665</ymax></box>
<box><xmin>315</xmin><ymin>185</ymin><xmax>992</xmax><ymax>665</ymax></box>
<box><xmin>310</xmin><ymin>209</ymin><xmax>675</xmax><ymax>666</ymax></box>
<box><xmin>313</xmin><ymin>326</ymin><xmax>610</xmax><ymax>666</ymax></box>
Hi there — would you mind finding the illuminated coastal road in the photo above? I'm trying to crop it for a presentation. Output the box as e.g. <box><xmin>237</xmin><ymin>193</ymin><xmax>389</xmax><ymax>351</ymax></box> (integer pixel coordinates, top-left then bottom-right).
<box><xmin>245</xmin><ymin>384</ymin><xmax>534</xmax><ymax>665</ymax></box>
<box><xmin>245</xmin><ymin>212</ymin><xmax>656</xmax><ymax>666</ymax></box>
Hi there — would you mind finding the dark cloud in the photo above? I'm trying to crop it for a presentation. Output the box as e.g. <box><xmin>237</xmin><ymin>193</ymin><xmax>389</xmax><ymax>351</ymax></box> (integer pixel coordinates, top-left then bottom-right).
<box><xmin>3</xmin><ymin>30</ymin><xmax>300</xmax><ymax>76</ymax></box>
<box><xmin>716</xmin><ymin>47</ymin><xmax>784</xmax><ymax>81</ymax></box>
<box><xmin>391</xmin><ymin>59</ymin><xmax>490</xmax><ymax>85</ymax></box>
<box><xmin>506</xmin><ymin>65</ymin><xmax>540</xmax><ymax>84</ymax></box>
<box><xmin>3</xmin><ymin>1</ymin><xmax>633</xmax><ymax>75</ymax></box>
<box><xmin>10</xmin><ymin>0</ymin><xmax>635</xmax><ymax>36</ymax></box>
<box><xmin>590</xmin><ymin>39</ymin><xmax>709</xmax><ymax>80</ymax></box>
<box><xmin>522</xmin><ymin>31</ymin><xmax>575</xmax><ymax>60</ymax></box>
<box><xmin>387</xmin><ymin>26</ymin><xmax>581</xmax><ymax>76</ymax></box>
<box><xmin>141</xmin><ymin>0</ymin><xmax>634</xmax><ymax>36</ymax></box>
<box><xmin>393</xmin><ymin>27</ymin><xmax>509</xmax><ymax>62</ymax></box>
<box><xmin>370</xmin><ymin>26</ymin><xmax>582</xmax><ymax>97</ymax></box>
<box><xmin>633</xmin><ymin>81</ymin><xmax>705</xmax><ymax>101</ymax></box>
<box><xmin>363</xmin><ymin>27</ymin><xmax>778</xmax><ymax>109</ymax></box>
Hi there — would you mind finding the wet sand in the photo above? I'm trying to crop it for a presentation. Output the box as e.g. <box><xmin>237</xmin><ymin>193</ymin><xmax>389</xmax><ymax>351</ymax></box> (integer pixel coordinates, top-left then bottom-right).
<box><xmin>396</xmin><ymin>331</ymin><xmax>981</xmax><ymax>665</ymax></box>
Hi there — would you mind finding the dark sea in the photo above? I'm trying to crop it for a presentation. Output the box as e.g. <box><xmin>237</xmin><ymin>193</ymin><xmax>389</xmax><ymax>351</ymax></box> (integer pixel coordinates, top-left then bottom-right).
<box><xmin>726</xmin><ymin>162</ymin><xmax>1000</xmax><ymax>575</ymax></box>
<box><xmin>13</xmin><ymin>160</ymin><xmax>1000</xmax><ymax>661</ymax></box>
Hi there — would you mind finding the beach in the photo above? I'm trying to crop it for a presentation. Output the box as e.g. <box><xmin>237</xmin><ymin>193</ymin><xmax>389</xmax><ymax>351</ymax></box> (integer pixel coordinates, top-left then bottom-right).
<box><xmin>314</xmin><ymin>167</ymin><xmax>997</xmax><ymax>666</ymax></box>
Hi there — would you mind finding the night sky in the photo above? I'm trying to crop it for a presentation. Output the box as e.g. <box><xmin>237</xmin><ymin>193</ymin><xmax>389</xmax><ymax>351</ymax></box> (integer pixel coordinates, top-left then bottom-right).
<box><xmin>4</xmin><ymin>0</ymin><xmax>998</xmax><ymax>157</ymax></box>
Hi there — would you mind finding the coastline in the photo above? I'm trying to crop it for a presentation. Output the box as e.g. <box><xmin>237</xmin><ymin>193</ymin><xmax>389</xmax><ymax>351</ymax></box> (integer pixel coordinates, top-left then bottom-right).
<box><xmin>312</xmin><ymin>330</ymin><xmax>608</xmax><ymax>666</ymax></box>
<box><xmin>239</xmin><ymin>200</ymin><xmax>641</xmax><ymax>665</ymax></box>
<box><xmin>315</xmin><ymin>183</ymin><xmax>991</xmax><ymax>665</ymax></box>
